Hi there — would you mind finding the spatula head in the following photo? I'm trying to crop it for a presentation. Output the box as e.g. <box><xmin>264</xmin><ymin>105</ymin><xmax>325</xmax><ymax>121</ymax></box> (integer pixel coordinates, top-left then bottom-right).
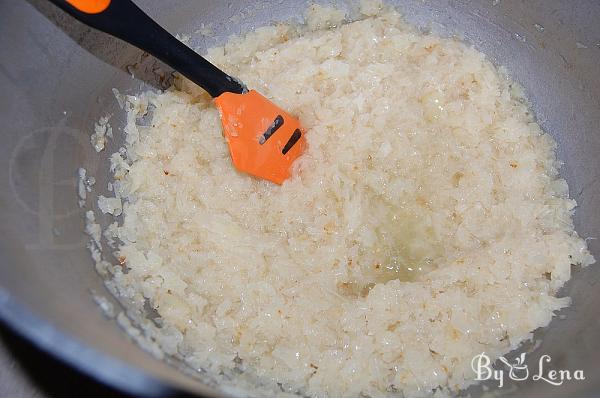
<box><xmin>214</xmin><ymin>90</ymin><xmax>306</xmax><ymax>184</ymax></box>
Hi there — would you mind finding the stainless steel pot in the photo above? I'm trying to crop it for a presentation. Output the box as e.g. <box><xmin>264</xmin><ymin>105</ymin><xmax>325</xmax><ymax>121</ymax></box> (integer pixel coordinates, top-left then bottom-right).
<box><xmin>0</xmin><ymin>1</ymin><xmax>599</xmax><ymax>397</ymax></box>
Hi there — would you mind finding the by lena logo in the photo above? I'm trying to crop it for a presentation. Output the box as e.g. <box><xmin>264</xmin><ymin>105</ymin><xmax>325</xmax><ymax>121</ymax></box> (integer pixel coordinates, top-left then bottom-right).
<box><xmin>471</xmin><ymin>352</ymin><xmax>585</xmax><ymax>388</ymax></box>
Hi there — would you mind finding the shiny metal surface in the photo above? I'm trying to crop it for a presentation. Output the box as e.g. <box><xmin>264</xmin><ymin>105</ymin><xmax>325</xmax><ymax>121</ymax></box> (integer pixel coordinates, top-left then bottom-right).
<box><xmin>0</xmin><ymin>0</ymin><xmax>599</xmax><ymax>397</ymax></box>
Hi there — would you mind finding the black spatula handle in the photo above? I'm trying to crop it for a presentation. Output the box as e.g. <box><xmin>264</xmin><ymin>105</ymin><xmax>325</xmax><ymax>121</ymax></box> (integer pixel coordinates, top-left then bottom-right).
<box><xmin>48</xmin><ymin>0</ymin><xmax>245</xmax><ymax>97</ymax></box>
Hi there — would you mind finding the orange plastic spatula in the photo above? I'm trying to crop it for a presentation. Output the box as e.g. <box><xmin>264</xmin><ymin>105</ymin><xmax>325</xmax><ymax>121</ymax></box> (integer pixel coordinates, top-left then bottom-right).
<box><xmin>50</xmin><ymin>0</ymin><xmax>306</xmax><ymax>184</ymax></box>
